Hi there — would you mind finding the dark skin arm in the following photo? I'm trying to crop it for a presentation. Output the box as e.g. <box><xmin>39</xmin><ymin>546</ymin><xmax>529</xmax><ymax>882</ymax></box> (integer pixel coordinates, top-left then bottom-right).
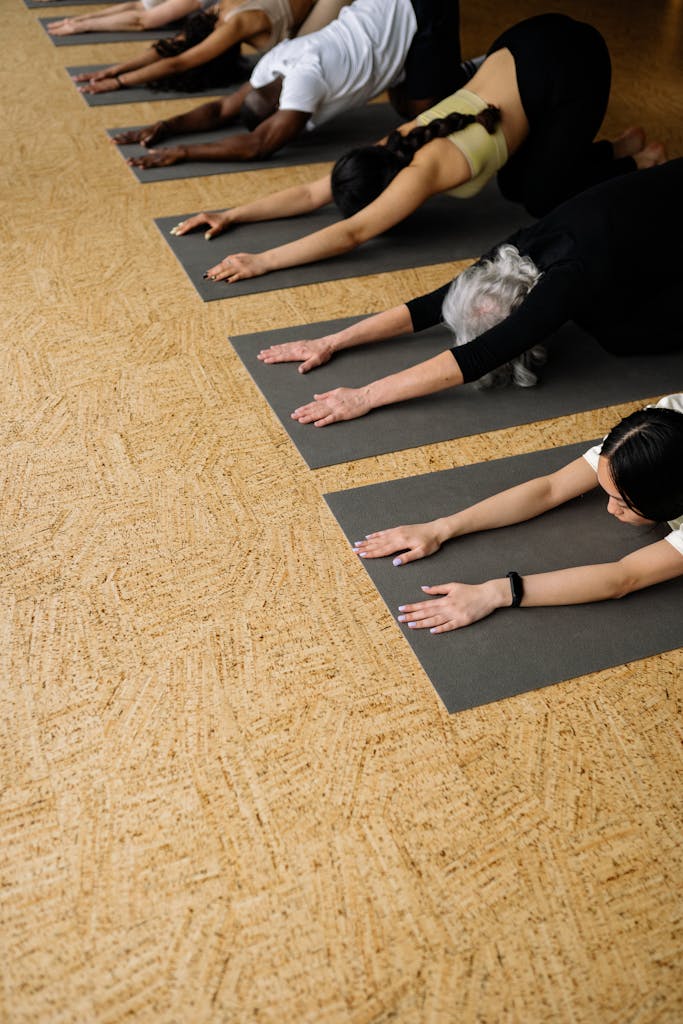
<box><xmin>112</xmin><ymin>86</ymin><xmax>252</xmax><ymax>147</ymax></box>
<box><xmin>127</xmin><ymin>107</ymin><xmax>310</xmax><ymax>168</ymax></box>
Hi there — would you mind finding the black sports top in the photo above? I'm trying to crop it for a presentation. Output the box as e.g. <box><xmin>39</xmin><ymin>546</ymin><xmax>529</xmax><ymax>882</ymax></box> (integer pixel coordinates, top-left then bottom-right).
<box><xmin>406</xmin><ymin>159</ymin><xmax>682</xmax><ymax>383</ymax></box>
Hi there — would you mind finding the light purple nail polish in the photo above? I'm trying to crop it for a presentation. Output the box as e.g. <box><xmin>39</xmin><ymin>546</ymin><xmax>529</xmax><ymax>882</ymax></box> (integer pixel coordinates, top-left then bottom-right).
<box><xmin>398</xmin><ymin>605</ymin><xmax>405</xmax><ymax>611</ymax></box>
<box><xmin>393</xmin><ymin>558</ymin><xmax>402</xmax><ymax>566</ymax></box>
<box><xmin>397</xmin><ymin>615</ymin><xmax>406</xmax><ymax>622</ymax></box>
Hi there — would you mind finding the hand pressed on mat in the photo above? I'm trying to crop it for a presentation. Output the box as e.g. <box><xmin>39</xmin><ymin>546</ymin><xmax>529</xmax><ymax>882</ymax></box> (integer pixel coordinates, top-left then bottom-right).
<box><xmin>354</xmin><ymin>522</ymin><xmax>448</xmax><ymax>565</ymax></box>
<box><xmin>257</xmin><ymin>336</ymin><xmax>336</xmax><ymax>373</ymax></box>
<box><xmin>398</xmin><ymin>580</ymin><xmax>510</xmax><ymax>634</ymax></box>
<box><xmin>291</xmin><ymin>387</ymin><xmax>372</xmax><ymax>427</ymax></box>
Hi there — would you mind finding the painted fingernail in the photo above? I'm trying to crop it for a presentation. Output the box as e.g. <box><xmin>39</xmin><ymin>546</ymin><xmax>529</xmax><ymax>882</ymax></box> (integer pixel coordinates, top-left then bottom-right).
<box><xmin>398</xmin><ymin>605</ymin><xmax>406</xmax><ymax>612</ymax></box>
<box><xmin>407</xmin><ymin>621</ymin><xmax>417</xmax><ymax>628</ymax></box>
<box><xmin>397</xmin><ymin>615</ymin><xmax>406</xmax><ymax>622</ymax></box>
<box><xmin>429</xmin><ymin>628</ymin><xmax>438</xmax><ymax>634</ymax></box>
<box><xmin>204</xmin><ymin>232</ymin><xmax>211</xmax><ymax>239</ymax></box>
<box><xmin>421</xmin><ymin>586</ymin><xmax>430</xmax><ymax>591</ymax></box>
<box><xmin>393</xmin><ymin>558</ymin><xmax>402</xmax><ymax>566</ymax></box>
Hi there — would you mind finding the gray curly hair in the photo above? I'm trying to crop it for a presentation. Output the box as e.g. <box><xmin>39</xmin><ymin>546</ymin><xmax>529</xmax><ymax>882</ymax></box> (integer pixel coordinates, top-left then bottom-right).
<box><xmin>442</xmin><ymin>244</ymin><xmax>545</xmax><ymax>389</ymax></box>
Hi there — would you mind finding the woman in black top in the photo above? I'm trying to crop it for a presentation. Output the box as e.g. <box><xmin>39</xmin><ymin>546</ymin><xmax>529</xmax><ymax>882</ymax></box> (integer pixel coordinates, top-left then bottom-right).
<box><xmin>173</xmin><ymin>13</ymin><xmax>663</xmax><ymax>285</ymax></box>
<box><xmin>256</xmin><ymin>160</ymin><xmax>683</xmax><ymax>427</ymax></box>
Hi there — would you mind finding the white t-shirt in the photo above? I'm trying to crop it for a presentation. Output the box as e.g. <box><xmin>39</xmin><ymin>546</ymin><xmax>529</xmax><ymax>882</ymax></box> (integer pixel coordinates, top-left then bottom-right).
<box><xmin>250</xmin><ymin>0</ymin><xmax>417</xmax><ymax>128</ymax></box>
<box><xmin>583</xmin><ymin>394</ymin><xmax>683</xmax><ymax>555</ymax></box>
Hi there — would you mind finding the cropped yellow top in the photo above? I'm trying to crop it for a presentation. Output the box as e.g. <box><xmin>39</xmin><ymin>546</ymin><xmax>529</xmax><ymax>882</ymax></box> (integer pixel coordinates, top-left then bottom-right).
<box><xmin>417</xmin><ymin>88</ymin><xmax>508</xmax><ymax>198</ymax></box>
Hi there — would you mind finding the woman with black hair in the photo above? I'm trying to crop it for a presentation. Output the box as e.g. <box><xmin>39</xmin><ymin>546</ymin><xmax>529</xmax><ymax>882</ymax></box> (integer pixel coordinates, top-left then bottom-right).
<box><xmin>74</xmin><ymin>0</ymin><xmax>345</xmax><ymax>95</ymax></box>
<box><xmin>172</xmin><ymin>13</ymin><xmax>664</xmax><ymax>280</ymax></box>
<box><xmin>353</xmin><ymin>396</ymin><xmax>683</xmax><ymax>634</ymax></box>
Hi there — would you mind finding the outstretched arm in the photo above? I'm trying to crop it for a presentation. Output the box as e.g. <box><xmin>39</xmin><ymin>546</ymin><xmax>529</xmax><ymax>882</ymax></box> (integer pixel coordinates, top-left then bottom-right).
<box><xmin>258</xmin><ymin>304</ymin><xmax>416</xmax><ymax>372</ymax></box>
<box><xmin>355</xmin><ymin>458</ymin><xmax>599</xmax><ymax>564</ymax></box>
<box><xmin>169</xmin><ymin>172</ymin><xmax>334</xmax><ymax>240</ymax></box>
<box><xmin>292</xmin><ymin>348</ymin><xmax>463</xmax><ymax>427</ymax></box>
<box><xmin>127</xmin><ymin>108</ymin><xmax>309</xmax><ymax>168</ymax></box>
<box><xmin>204</xmin><ymin>159</ymin><xmax>445</xmax><ymax>282</ymax></box>
<box><xmin>74</xmin><ymin>47</ymin><xmax>159</xmax><ymax>85</ymax></box>
<box><xmin>49</xmin><ymin>0</ymin><xmax>197</xmax><ymax>34</ymax></box>
<box><xmin>401</xmin><ymin>540</ymin><xmax>683</xmax><ymax>633</ymax></box>
<box><xmin>80</xmin><ymin>17</ymin><xmax>259</xmax><ymax>92</ymax></box>
<box><xmin>112</xmin><ymin>88</ymin><xmax>251</xmax><ymax>148</ymax></box>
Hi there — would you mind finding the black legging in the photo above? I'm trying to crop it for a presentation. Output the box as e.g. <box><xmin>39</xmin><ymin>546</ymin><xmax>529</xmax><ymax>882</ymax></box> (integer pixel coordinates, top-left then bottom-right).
<box><xmin>490</xmin><ymin>14</ymin><xmax>634</xmax><ymax>217</ymax></box>
<box><xmin>402</xmin><ymin>0</ymin><xmax>463</xmax><ymax>101</ymax></box>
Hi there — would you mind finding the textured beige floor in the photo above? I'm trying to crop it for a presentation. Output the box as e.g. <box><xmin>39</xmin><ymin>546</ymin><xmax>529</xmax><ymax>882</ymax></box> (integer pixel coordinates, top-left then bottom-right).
<box><xmin>1</xmin><ymin>1</ymin><xmax>682</xmax><ymax>1022</ymax></box>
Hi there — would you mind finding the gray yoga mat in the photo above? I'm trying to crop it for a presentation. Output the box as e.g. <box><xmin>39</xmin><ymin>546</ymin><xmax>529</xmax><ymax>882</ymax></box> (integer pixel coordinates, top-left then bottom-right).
<box><xmin>68</xmin><ymin>64</ymin><xmax>248</xmax><ymax>105</ymax></box>
<box><xmin>40</xmin><ymin>16</ymin><xmax>181</xmax><ymax>44</ymax></box>
<box><xmin>108</xmin><ymin>103</ymin><xmax>401</xmax><ymax>182</ymax></box>
<box><xmin>325</xmin><ymin>442</ymin><xmax>683</xmax><ymax>713</ymax></box>
<box><xmin>155</xmin><ymin>181</ymin><xmax>533</xmax><ymax>300</ymax></box>
<box><xmin>230</xmin><ymin>315</ymin><xmax>683</xmax><ymax>469</ymax></box>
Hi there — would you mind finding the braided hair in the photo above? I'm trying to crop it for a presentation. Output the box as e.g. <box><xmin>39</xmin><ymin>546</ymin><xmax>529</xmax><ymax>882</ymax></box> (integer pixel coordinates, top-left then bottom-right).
<box><xmin>150</xmin><ymin>11</ymin><xmax>248</xmax><ymax>92</ymax></box>
<box><xmin>331</xmin><ymin>105</ymin><xmax>501</xmax><ymax>218</ymax></box>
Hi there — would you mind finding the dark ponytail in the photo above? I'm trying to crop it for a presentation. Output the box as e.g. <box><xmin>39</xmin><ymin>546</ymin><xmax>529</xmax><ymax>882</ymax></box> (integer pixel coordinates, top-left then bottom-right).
<box><xmin>601</xmin><ymin>406</ymin><xmax>683</xmax><ymax>522</ymax></box>
<box><xmin>331</xmin><ymin>105</ymin><xmax>501</xmax><ymax>218</ymax></box>
<box><xmin>150</xmin><ymin>11</ymin><xmax>248</xmax><ymax>92</ymax></box>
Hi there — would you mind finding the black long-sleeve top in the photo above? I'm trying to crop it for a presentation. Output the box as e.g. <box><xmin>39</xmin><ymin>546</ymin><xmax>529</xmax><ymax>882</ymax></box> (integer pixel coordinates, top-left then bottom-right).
<box><xmin>406</xmin><ymin>160</ymin><xmax>683</xmax><ymax>383</ymax></box>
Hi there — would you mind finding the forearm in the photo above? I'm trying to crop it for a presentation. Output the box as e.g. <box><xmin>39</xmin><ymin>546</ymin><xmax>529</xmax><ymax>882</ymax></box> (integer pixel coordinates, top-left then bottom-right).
<box><xmin>328</xmin><ymin>305</ymin><xmax>414</xmax><ymax>354</ymax></box>
<box><xmin>119</xmin><ymin>54</ymin><xmax>183</xmax><ymax>87</ymax></box>
<box><xmin>80</xmin><ymin>10</ymin><xmax>143</xmax><ymax>30</ymax></box>
<box><xmin>523</xmin><ymin>542</ymin><xmax>683</xmax><ymax>606</ymax></box>
<box><xmin>362</xmin><ymin>350</ymin><xmax>463</xmax><ymax>412</ymax></box>
<box><xmin>231</xmin><ymin>178</ymin><xmax>332</xmax><ymax>226</ymax></box>
<box><xmin>169</xmin><ymin>136</ymin><xmax>261</xmax><ymax>162</ymax></box>
<box><xmin>109</xmin><ymin>49</ymin><xmax>160</xmax><ymax>76</ymax></box>
<box><xmin>436</xmin><ymin>476</ymin><xmax>557</xmax><ymax>544</ymax></box>
<box><xmin>160</xmin><ymin>94</ymin><xmax>245</xmax><ymax>138</ymax></box>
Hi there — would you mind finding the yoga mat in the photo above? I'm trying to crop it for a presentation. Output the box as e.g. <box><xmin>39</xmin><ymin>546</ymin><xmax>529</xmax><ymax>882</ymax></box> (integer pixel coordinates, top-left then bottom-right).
<box><xmin>68</xmin><ymin>64</ymin><xmax>248</xmax><ymax>105</ymax></box>
<box><xmin>108</xmin><ymin>103</ymin><xmax>402</xmax><ymax>182</ymax></box>
<box><xmin>324</xmin><ymin>442</ymin><xmax>683</xmax><ymax>713</ymax></box>
<box><xmin>26</xmin><ymin>0</ymin><xmax>117</xmax><ymax>7</ymax></box>
<box><xmin>40</xmin><ymin>16</ymin><xmax>181</xmax><ymax>44</ymax></box>
<box><xmin>230</xmin><ymin>315</ymin><xmax>683</xmax><ymax>468</ymax></box>
<box><xmin>155</xmin><ymin>181</ymin><xmax>533</xmax><ymax>300</ymax></box>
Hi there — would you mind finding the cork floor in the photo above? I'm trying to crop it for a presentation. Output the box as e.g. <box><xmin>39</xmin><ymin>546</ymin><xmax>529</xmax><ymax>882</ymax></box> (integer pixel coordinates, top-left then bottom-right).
<box><xmin>2</xmin><ymin>1</ymin><xmax>682</xmax><ymax>1021</ymax></box>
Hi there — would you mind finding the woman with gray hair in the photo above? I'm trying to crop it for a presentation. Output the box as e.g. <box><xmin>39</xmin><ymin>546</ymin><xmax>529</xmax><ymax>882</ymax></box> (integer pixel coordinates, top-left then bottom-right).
<box><xmin>257</xmin><ymin>159</ymin><xmax>682</xmax><ymax>427</ymax></box>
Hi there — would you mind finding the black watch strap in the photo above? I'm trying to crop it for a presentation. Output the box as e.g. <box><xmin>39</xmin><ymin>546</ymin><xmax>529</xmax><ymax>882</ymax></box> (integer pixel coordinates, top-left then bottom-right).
<box><xmin>506</xmin><ymin>571</ymin><xmax>524</xmax><ymax>608</ymax></box>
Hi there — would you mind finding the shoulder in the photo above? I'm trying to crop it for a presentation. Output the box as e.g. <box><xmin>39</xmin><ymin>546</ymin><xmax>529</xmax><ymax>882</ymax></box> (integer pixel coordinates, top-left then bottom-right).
<box><xmin>652</xmin><ymin>394</ymin><xmax>683</xmax><ymax>415</ymax></box>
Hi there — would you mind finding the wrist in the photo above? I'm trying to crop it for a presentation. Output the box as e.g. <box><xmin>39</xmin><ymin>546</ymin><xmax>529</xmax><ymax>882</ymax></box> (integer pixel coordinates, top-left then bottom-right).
<box><xmin>364</xmin><ymin>377</ymin><xmax>390</xmax><ymax>411</ymax></box>
<box><xmin>328</xmin><ymin>331</ymin><xmax>350</xmax><ymax>354</ymax></box>
<box><xmin>432</xmin><ymin>517</ymin><xmax>453</xmax><ymax>546</ymax></box>
<box><xmin>489</xmin><ymin>577</ymin><xmax>513</xmax><ymax>610</ymax></box>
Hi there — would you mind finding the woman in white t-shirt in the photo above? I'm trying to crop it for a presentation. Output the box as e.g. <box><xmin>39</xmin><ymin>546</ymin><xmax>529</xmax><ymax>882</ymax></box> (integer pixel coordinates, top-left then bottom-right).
<box><xmin>352</xmin><ymin>396</ymin><xmax>683</xmax><ymax>634</ymax></box>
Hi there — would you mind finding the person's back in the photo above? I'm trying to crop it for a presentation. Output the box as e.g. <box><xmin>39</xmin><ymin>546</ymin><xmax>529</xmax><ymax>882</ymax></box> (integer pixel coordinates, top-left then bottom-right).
<box><xmin>249</xmin><ymin>0</ymin><xmax>418</xmax><ymax>128</ymax></box>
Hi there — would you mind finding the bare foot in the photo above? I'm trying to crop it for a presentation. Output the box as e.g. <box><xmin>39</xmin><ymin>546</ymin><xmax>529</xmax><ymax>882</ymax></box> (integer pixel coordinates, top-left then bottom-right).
<box><xmin>612</xmin><ymin>126</ymin><xmax>646</xmax><ymax>159</ymax></box>
<box><xmin>634</xmin><ymin>142</ymin><xmax>667</xmax><ymax>169</ymax></box>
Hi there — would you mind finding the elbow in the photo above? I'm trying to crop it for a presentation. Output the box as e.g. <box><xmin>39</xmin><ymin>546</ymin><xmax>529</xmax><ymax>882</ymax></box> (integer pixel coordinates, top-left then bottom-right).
<box><xmin>345</xmin><ymin>223</ymin><xmax>369</xmax><ymax>249</ymax></box>
<box><xmin>238</xmin><ymin>134</ymin><xmax>272</xmax><ymax>160</ymax></box>
<box><xmin>611</xmin><ymin>564</ymin><xmax>638</xmax><ymax>600</ymax></box>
